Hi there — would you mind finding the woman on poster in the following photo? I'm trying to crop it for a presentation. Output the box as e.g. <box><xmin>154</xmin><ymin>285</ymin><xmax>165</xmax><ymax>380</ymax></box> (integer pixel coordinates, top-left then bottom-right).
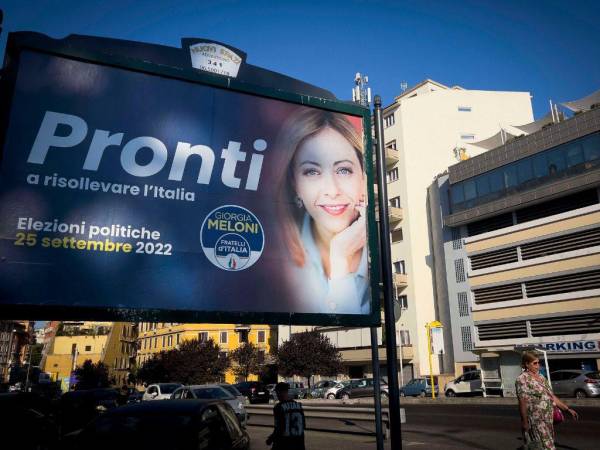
<box><xmin>276</xmin><ymin>108</ymin><xmax>369</xmax><ymax>314</ymax></box>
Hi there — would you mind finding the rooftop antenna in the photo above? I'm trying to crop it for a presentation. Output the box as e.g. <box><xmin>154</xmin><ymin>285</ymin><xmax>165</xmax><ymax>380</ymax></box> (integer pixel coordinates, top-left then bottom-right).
<box><xmin>400</xmin><ymin>81</ymin><xmax>408</xmax><ymax>92</ymax></box>
<box><xmin>352</xmin><ymin>72</ymin><xmax>372</xmax><ymax>107</ymax></box>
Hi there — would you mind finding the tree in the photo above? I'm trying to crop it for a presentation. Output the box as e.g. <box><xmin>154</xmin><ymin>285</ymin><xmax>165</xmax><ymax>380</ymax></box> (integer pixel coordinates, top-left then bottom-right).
<box><xmin>73</xmin><ymin>359</ymin><xmax>110</xmax><ymax>390</ymax></box>
<box><xmin>230</xmin><ymin>342</ymin><xmax>260</xmax><ymax>381</ymax></box>
<box><xmin>277</xmin><ymin>331</ymin><xmax>342</xmax><ymax>388</ymax></box>
<box><xmin>137</xmin><ymin>338</ymin><xmax>229</xmax><ymax>385</ymax></box>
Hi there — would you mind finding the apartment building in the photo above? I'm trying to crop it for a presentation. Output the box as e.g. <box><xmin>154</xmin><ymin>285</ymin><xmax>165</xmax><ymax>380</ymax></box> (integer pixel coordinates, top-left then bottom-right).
<box><xmin>281</xmin><ymin>79</ymin><xmax>533</xmax><ymax>382</ymax></box>
<box><xmin>42</xmin><ymin>321</ymin><xmax>136</xmax><ymax>389</ymax></box>
<box><xmin>0</xmin><ymin>320</ymin><xmax>34</xmax><ymax>383</ymax></box>
<box><xmin>441</xmin><ymin>96</ymin><xmax>600</xmax><ymax>396</ymax></box>
<box><xmin>136</xmin><ymin>323</ymin><xmax>275</xmax><ymax>384</ymax></box>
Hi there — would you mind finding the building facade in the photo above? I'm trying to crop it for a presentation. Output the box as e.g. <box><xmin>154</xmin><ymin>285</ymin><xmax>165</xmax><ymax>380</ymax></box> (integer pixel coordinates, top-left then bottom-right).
<box><xmin>136</xmin><ymin>322</ymin><xmax>276</xmax><ymax>384</ymax></box>
<box><xmin>0</xmin><ymin>320</ymin><xmax>34</xmax><ymax>383</ymax></box>
<box><xmin>441</xmin><ymin>102</ymin><xmax>600</xmax><ymax>395</ymax></box>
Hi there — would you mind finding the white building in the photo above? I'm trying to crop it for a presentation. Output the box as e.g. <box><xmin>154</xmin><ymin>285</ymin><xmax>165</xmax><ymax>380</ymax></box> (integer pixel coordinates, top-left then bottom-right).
<box><xmin>280</xmin><ymin>79</ymin><xmax>534</xmax><ymax>382</ymax></box>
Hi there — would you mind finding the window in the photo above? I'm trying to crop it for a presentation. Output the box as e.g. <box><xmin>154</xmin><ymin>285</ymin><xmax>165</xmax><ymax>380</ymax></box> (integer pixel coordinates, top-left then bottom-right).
<box><xmin>458</xmin><ymin>292</ymin><xmax>469</xmax><ymax>317</ymax></box>
<box><xmin>397</xmin><ymin>295</ymin><xmax>408</xmax><ymax>309</ymax></box>
<box><xmin>85</xmin><ymin>345</ymin><xmax>91</xmax><ymax>352</ymax></box>
<box><xmin>399</xmin><ymin>330</ymin><xmax>410</xmax><ymax>345</ymax></box>
<box><xmin>454</xmin><ymin>259</ymin><xmax>466</xmax><ymax>283</ymax></box>
<box><xmin>389</xmin><ymin>196</ymin><xmax>401</xmax><ymax>208</ymax></box>
<box><xmin>199</xmin><ymin>332</ymin><xmax>209</xmax><ymax>343</ymax></box>
<box><xmin>220</xmin><ymin>331</ymin><xmax>228</xmax><ymax>344</ymax></box>
<box><xmin>168</xmin><ymin>335</ymin><xmax>173</xmax><ymax>347</ymax></box>
<box><xmin>451</xmin><ymin>227</ymin><xmax>462</xmax><ymax>250</ymax></box>
<box><xmin>458</xmin><ymin>106</ymin><xmax>472</xmax><ymax>112</ymax></box>
<box><xmin>387</xmin><ymin>168</ymin><xmax>399</xmax><ymax>183</ymax></box>
<box><xmin>258</xmin><ymin>350</ymin><xmax>265</xmax><ymax>364</ymax></box>
<box><xmin>462</xmin><ymin>365</ymin><xmax>477</xmax><ymax>373</ymax></box>
<box><xmin>154</xmin><ymin>337</ymin><xmax>157</xmax><ymax>348</ymax></box>
<box><xmin>460</xmin><ymin>134</ymin><xmax>475</xmax><ymax>140</ymax></box>
<box><xmin>162</xmin><ymin>336</ymin><xmax>165</xmax><ymax>347</ymax></box>
<box><xmin>239</xmin><ymin>330</ymin><xmax>249</xmax><ymax>343</ymax></box>
<box><xmin>547</xmin><ymin>148</ymin><xmax>566</xmax><ymax>174</ymax></box>
<box><xmin>386</xmin><ymin>140</ymin><xmax>397</xmax><ymax>150</ymax></box>
<box><xmin>177</xmin><ymin>333</ymin><xmax>180</xmax><ymax>344</ymax></box>
<box><xmin>461</xmin><ymin>326</ymin><xmax>474</xmax><ymax>351</ymax></box>
<box><xmin>384</xmin><ymin>113</ymin><xmax>395</xmax><ymax>128</ymax></box>
<box><xmin>517</xmin><ymin>159</ymin><xmax>534</xmax><ymax>184</ymax></box>
<box><xmin>565</xmin><ymin>143</ymin><xmax>584</xmax><ymax>168</ymax></box>
<box><xmin>257</xmin><ymin>330</ymin><xmax>266</xmax><ymax>343</ymax></box>
<box><xmin>391</xmin><ymin>228</ymin><xmax>403</xmax><ymax>242</ymax></box>
<box><xmin>463</xmin><ymin>179</ymin><xmax>476</xmax><ymax>201</ymax></box>
<box><xmin>583</xmin><ymin>133</ymin><xmax>600</xmax><ymax>163</ymax></box>
<box><xmin>393</xmin><ymin>260</ymin><xmax>406</xmax><ymax>274</ymax></box>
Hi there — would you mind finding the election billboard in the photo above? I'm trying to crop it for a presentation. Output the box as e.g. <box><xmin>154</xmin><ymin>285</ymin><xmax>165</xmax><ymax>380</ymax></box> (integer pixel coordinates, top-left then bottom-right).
<box><xmin>0</xmin><ymin>34</ymin><xmax>380</xmax><ymax>326</ymax></box>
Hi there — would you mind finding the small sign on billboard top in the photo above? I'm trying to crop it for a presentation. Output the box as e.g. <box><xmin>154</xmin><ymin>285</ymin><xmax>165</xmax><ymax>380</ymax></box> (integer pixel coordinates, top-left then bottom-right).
<box><xmin>189</xmin><ymin>42</ymin><xmax>242</xmax><ymax>78</ymax></box>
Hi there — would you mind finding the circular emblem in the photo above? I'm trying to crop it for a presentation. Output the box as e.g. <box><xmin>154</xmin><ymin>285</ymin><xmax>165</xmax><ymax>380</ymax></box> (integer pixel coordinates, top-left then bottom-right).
<box><xmin>200</xmin><ymin>205</ymin><xmax>264</xmax><ymax>271</ymax></box>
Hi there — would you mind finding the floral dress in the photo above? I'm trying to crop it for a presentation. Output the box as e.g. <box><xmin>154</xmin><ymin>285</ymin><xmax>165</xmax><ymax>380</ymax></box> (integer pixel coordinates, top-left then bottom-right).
<box><xmin>515</xmin><ymin>371</ymin><xmax>555</xmax><ymax>449</ymax></box>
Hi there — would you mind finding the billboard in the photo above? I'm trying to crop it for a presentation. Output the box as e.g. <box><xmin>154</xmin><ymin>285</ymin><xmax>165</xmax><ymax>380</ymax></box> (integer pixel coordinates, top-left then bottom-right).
<box><xmin>0</xmin><ymin>35</ymin><xmax>380</xmax><ymax>326</ymax></box>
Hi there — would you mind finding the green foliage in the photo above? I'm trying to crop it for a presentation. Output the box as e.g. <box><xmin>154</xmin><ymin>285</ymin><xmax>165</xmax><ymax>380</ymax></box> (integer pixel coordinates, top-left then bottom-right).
<box><xmin>137</xmin><ymin>338</ymin><xmax>229</xmax><ymax>385</ymax></box>
<box><xmin>73</xmin><ymin>359</ymin><xmax>110</xmax><ymax>389</ymax></box>
<box><xmin>277</xmin><ymin>331</ymin><xmax>342</xmax><ymax>388</ymax></box>
<box><xmin>230</xmin><ymin>342</ymin><xmax>260</xmax><ymax>381</ymax></box>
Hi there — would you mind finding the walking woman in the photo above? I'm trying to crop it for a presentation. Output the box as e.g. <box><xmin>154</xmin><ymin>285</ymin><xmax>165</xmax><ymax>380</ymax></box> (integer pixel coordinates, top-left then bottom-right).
<box><xmin>516</xmin><ymin>351</ymin><xmax>579</xmax><ymax>449</ymax></box>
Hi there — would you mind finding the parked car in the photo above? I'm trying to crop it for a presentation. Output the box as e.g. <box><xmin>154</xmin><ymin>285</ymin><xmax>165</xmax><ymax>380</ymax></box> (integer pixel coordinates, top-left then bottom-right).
<box><xmin>400</xmin><ymin>378</ymin><xmax>439</xmax><ymax>397</ymax></box>
<box><xmin>126</xmin><ymin>387</ymin><xmax>144</xmax><ymax>403</ymax></box>
<box><xmin>233</xmin><ymin>381</ymin><xmax>270</xmax><ymax>404</ymax></box>
<box><xmin>325</xmin><ymin>380</ymin><xmax>355</xmax><ymax>399</ymax></box>
<box><xmin>172</xmin><ymin>384</ymin><xmax>247</xmax><ymax>426</ymax></box>
<box><xmin>336</xmin><ymin>378</ymin><xmax>389</xmax><ymax>400</ymax></box>
<box><xmin>63</xmin><ymin>399</ymin><xmax>250</xmax><ymax>450</ymax></box>
<box><xmin>0</xmin><ymin>392</ymin><xmax>59</xmax><ymax>448</ymax></box>
<box><xmin>310</xmin><ymin>380</ymin><xmax>337</xmax><ymax>398</ymax></box>
<box><xmin>142</xmin><ymin>383</ymin><xmax>183</xmax><ymax>401</ymax></box>
<box><xmin>287</xmin><ymin>382</ymin><xmax>308</xmax><ymax>399</ymax></box>
<box><xmin>551</xmin><ymin>370</ymin><xmax>600</xmax><ymax>398</ymax></box>
<box><xmin>59</xmin><ymin>388</ymin><xmax>120</xmax><ymax>434</ymax></box>
<box><xmin>444</xmin><ymin>370</ymin><xmax>483</xmax><ymax>397</ymax></box>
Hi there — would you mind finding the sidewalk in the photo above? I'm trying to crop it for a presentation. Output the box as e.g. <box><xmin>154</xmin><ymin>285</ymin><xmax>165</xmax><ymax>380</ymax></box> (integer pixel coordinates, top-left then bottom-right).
<box><xmin>299</xmin><ymin>396</ymin><xmax>600</xmax><ymax>407</ymax></box>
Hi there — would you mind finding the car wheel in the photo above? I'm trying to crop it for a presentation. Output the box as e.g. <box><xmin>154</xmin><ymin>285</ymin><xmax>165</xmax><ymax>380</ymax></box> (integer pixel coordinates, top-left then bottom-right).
<box><xmin>419</xmin><ymin>390</ymin><xmax>426</xmax><ymax>397</ymax></box>
<box><xmin>327</xmin><ymin>393</ymin><xmax>335</xmax><ymax>399</ymax></box>
<box><xmin>400</xmin><ymin>391</ymin><xmax>406</xmax><ymax>397</ymax></box>
<box><xmin>342</xmin><ymin>393</ymin><xmax>350</xmax><ymax>400</ymax></box>
<box><xmin>575</xmin><ymin>390</ymin><xmax>588</xmax><ymax>399</ymax></box>
<box><xmin>445</xmin><ymin>390</ymin><xmax>456</xmax><ymax>397</ymax></box>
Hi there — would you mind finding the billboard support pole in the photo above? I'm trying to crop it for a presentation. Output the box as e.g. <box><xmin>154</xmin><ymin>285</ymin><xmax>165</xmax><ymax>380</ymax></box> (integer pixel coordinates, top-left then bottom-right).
<box><xmin>373</xmin><ymin>95</ymin><xmax>402</xmax><ymax>448</ymax></box>
<box><xmin>370</xmin><ymin>327</ymin><xmax>384</xmax><ymax>450</ymax></box>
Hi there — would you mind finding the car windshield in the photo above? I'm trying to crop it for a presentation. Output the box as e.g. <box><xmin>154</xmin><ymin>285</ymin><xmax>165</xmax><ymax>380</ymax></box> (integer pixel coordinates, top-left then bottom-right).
<box><xmin>159</xmin><ymin>384</ymin><xmax>181</xmax><ymax>394</ymax></box>
<box><xmin>220</xmin><ymin>385</ymin><xmax>242</xmax><ymax>397</ymax></box>
<box><xmin>193</xmin><ymin>387</ymin><xmax>232</xmax><ymax>399</ymax></box>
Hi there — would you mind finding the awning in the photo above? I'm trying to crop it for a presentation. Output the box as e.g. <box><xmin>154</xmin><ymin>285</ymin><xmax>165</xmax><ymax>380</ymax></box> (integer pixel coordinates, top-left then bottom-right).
<box><xmin>562</xmin><ymin>88</ymin><xmax>600</xmax><ymax>112</ymax></box>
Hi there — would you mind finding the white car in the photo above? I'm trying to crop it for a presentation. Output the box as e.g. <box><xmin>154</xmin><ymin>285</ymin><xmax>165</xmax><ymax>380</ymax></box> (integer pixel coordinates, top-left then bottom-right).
<box><xmin>142</xmin><ymin>383</ymin><xmax>182</xmax><ymax>401</ymax></box>
<box><xmin>172</xmin><ymin>384</ymin><xmax>247</xmax><ymax>426</ymax></box>
<box><xmin>444</xmin><ymin>370</ymin><xmax>483</xmax><ymax>397</ymax></box>
<box><xmin>325</xmin><ymin>380</ymin><xmax>355</xmax><ymax>399</ymax></box>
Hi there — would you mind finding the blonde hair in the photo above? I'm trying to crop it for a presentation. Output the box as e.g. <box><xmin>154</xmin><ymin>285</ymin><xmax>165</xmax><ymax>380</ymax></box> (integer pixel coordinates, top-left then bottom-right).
<box><xmin>275</xmin><ymin>108</ymin><xmax>364</xmax><ymax>267</ymax></box>
<box><xmin>521</xmin><ymin>351</ymin><xmax>540</xmax><ymax>369</ymax></box>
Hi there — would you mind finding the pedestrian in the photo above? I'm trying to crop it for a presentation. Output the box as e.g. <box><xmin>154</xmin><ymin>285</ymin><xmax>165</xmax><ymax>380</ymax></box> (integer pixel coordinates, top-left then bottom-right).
<box><xmin>516</xmin><ymin>351</ymin><xmax>578</xmax><ymax>449</ymax></box>
<box><xmin>266</xmin><ymin>382</ymin><xmax>306</xmax><ymax>450</ymax></box>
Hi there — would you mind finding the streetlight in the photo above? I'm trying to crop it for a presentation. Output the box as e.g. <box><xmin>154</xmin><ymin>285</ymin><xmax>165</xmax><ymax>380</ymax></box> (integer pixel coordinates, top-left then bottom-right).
<box><xmin>425</xmin><ymin>321</ymin><xmax>443</xmax><ymax>399</ymax></box>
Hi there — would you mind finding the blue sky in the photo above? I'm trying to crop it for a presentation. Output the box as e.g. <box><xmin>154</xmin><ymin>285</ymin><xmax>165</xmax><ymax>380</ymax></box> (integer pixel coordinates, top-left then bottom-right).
<box><xmin>2</xmin><ymin>0</ymin><xmax>599</xmax><ymax>118</ymax></box>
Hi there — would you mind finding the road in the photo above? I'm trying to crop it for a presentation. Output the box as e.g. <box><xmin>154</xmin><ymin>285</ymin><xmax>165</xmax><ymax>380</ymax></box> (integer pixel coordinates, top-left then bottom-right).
<box><xmin>248</xmin><ymin>403</ymin><xmax>600</xmax><ymax>449</ymax></box>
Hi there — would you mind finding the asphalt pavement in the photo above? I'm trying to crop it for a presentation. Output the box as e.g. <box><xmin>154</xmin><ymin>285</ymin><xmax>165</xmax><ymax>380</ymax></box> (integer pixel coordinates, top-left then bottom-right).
<box><xmin>248</xmin><ymin>402</ymin><xmax>600</xmax><ymax>449</ymax></box>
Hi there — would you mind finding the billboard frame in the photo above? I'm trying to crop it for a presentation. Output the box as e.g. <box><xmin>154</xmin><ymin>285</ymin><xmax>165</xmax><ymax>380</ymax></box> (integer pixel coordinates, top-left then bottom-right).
<box><xmin>0</xmin><ymin>32</ymin><xmax>381</xmax><ymax>327</ymax></box>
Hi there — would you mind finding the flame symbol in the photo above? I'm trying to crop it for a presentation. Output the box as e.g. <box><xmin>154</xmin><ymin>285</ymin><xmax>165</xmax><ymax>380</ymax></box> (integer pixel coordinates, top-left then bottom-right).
<box><xmin>229</xmin><ymin>256</ymin><xmax>237</xmax><ymax>269</ymax></box>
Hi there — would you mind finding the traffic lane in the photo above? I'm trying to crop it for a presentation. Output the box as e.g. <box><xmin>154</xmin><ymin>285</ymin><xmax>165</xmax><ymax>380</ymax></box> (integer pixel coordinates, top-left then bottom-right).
<box><xmin>402</xmin><ymin>404</ymin><xmax>600</xmax><ymax>449</ymax></box>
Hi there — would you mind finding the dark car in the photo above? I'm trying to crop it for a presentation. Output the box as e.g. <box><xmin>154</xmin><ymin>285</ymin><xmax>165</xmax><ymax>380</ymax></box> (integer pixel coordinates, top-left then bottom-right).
<box><xmin>0</xmin><ymin>392</ymin><xmax>59</xmax><ymax>449</ymax></box>
<box><xmin>336</xmin><ymin>378</ymin><xmax>389</xmax><ymax>400</ymax></box>
<box><xmin>59</xmin><ymin>388</ymin><xmax>120</xmax><ymax>434</ymax></box>
<box><xmin>234</xmin><ymin>381</ymin><xmax>270</xmax><ymax>404</ymax></box>
<box><xmin>64</xmin><ymin>399</ymin><xmax>250</xmax><ymax>450</ymax></box>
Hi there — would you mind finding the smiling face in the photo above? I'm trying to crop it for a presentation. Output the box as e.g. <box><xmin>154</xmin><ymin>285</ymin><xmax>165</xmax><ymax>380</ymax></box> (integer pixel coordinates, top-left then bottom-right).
<box><xmin>292</xmin><ymin>127</ymin><xmax>365</xmax><ymax>241</ymax></box>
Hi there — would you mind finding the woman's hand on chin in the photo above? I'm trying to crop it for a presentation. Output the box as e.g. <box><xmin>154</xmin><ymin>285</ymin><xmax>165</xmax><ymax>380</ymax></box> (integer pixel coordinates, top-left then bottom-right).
<box><xmin>329</xmin><ymin>203</ymin><xmax>366</xmax><ymax>278</ymax></box>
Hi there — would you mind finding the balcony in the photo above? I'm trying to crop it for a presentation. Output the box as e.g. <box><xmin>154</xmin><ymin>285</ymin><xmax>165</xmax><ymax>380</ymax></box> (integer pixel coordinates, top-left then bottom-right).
<box><xmin>374</xmin><ymin>205</ymin><xmax>403</xmax><ymax>223</ymax></box>
<box><xmin>393</xmin><ymin>273</ymin><xmax>408</xmax><ymax>288</ymax></box>
<box><xmin>385</xmin><ymin>147</ymin><xmax>400</xmax><ymax>167</ymax></box>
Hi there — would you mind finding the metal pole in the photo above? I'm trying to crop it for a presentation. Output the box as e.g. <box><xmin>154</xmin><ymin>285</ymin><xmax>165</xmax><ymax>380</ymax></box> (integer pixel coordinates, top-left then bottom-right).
<box><xmin>426</xmin><ymin>324</ymin><xmax>435</xmax><ymax>399</ymax></box>
<box><xmin>373</xmin><ymin>95</ymin><xmax>402</xmax><ymax>449</ymax></box>
<box><xmin>370</xmin><ymin>327</ymin><xmax>384</xmax><ymax>450</ymax></box>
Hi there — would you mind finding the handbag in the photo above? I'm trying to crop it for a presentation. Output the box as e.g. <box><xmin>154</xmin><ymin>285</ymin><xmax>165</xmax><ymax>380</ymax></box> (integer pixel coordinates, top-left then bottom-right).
<box><xmin>553</xmin><ymin>406</ymin><xmax>564</xmax><ymax>424</ymax></box>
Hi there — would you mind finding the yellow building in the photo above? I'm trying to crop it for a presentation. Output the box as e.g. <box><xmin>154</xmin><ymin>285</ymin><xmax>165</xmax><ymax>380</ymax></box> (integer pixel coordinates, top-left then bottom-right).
<box><xmin>136</xmin><ymin>323</ymin><xmax>276</xmax><ymax>384</ymax></box>
<box><xmin>42</xmin><ymin>321</ymin><xmax>137</xmax><ymax>389</ymax></box>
